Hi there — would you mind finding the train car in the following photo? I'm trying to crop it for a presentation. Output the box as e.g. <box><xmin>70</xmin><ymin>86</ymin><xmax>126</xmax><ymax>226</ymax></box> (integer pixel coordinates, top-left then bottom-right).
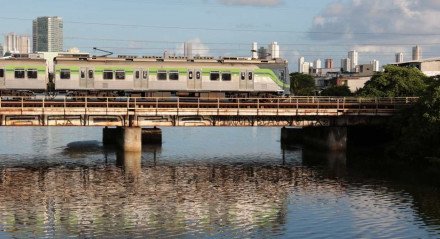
<box><xmin>54</xmin><ymin>55</ymin><xmax>289</xmax><ymax>98</ymax></box>
<box><xmin>0</xmin><ymin>55</ymin><xmax>48</xmax><ymax>95</ymax></box>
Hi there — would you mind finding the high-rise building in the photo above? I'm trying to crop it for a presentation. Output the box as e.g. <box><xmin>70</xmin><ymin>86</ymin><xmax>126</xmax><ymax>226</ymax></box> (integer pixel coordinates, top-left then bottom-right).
<box><xmin>371</xmin><ymin>60</ymin><xmax>380</xmax><ymax>72</ymax></box>
<box><xmin>325</xmin><ymin>58</ymin><xmax>334</xmax><ymax>69</ymax></box>
<box><xmin>251</xmin><ymin>42</ymin><xmax>258</xmax><ymax>59</ymax></box>
<box><xmin>341</xmin><ymin>58</ymin><xmax>352</xmax><ymax>72</ymax></box>
<box><xmin>298</xmin><ymin>57</ymin><xmax>305</xmax><ymax>73</ymax></box>
<box><xmin>412</xmin><ymin>45</ymin><xmax>421</xmax><ymax>61</ymax></box>
<box><xmin>184</xmin><ymin>42</ymin><xmax>193</xmax><ymax>58</ymax></box>
<box><xmin>32</xmin><ymin>16</ymin><xmax>63</xmax><ymax>52</ymax></box>
<box><xmin>268</xmin><ymin>42</ymin><xmax>280</xmax><ymax>59</ymax></box>
<box><xmin>396</xmin><ymin>52</ymin><xmax>404</xmax><ymax>63</ymax></box>
<box><xmin>314</xmin><ymin>59</ymin><xmax>322</xmax><ymax>69</ymax></box>
<box><xmin>301</xmin><ymin>62</ymin><xmax>310</xmax><ymax>74</ymax></box>
<box><xmin>4</xmin><ymin>33</ymin><xmax>31</xmax><ymax>54</ymax></box>
<box><xmin>348</xmin><ymin>50</ymin><xmax>358</xmax><ymax>70</ymax></box>
<box><xmin>0</xmin><ymin>44</ymin><xmax>3</xmax><ymax>56</ymax></box>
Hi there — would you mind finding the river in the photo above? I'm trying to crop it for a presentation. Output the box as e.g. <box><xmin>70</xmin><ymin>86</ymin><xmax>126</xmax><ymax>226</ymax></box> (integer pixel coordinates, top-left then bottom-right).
<box><xmin>0</xmin><ymin>127</ymin><xmax>439</xmax><ymax>238</ymax></box>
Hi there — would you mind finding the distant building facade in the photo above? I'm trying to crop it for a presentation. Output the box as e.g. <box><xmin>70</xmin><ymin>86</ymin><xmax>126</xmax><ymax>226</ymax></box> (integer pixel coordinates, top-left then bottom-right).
<box><xmin>268</xmin><ymin>42</ymin><xmax>280</xmax><ymax>59</ymax></box>
<box><xmin>184</xmin><ymin>42</ymin><xmax>193</xmax><ymax>58</ymax></box>
<box><xmin>32</xmin><ymin>16</ymin><xmax>63</xmax><ymax>52</ymax></box>
<box><xmin>371</xmin><ymin>60</ymin><xmax>380</xmax><ymax>72</ymax></box>
<box><xmin>0</xmin><ymin>44</ymin><xmax>3</xmax><ymax>56</ymax></box>
<box><xmin>348</xmin><ymin>50</ymin><xmax>358</xmax><ymax>70</ymax></box>
<box><xmin>325</xmin><ymin>59</ymin><xmax>334</xmax><ymax>69</ymax></box>
<box><xmin>412</xmin><ymin>45</ymin><xmax>421</xmax><ymax>61</ymax></box>
<box><xmin>298</xmin><ymin>57</ymin><xmax>305</xmax><ymax>73</ymax></box>
<box><xmin>396</xmin><ymin>52</ymin><xmax>404</xmax><ymax>63</ymax></box>
<box><xmin>4</xmin><ymin>33</ymin><xmax>31</xmax><ymax>54</ymax></box>
<box><xmin>314</xmin><ymin>59</ymin><xmax>322</xmax><ymax>69</ymax></box>
<box><xmin>341</xmin><ymin>58</ymin><xmax>352</xmax><ymax>72</ymax></box>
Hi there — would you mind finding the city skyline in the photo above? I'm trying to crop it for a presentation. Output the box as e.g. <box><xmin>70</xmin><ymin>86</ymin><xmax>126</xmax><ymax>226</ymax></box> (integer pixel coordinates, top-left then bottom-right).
<box><xmin>1</xmin><ymin>0</ymin><xmax>440</xmax><ymax>69</ymax></box>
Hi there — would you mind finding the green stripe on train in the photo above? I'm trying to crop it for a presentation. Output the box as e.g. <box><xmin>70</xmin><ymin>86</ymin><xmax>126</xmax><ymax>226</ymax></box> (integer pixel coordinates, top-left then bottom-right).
<box><xmin>254</xmin><ymin>69</ymin><xmax>289</xmax><ymax>88</ymax></box>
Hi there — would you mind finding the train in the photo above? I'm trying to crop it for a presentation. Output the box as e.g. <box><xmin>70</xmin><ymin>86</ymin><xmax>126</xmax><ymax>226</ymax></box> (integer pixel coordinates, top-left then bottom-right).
<box><xmin>0</xmin><ymin>53</ymin><xmax>290</xmax><ymax>98</ymax></box>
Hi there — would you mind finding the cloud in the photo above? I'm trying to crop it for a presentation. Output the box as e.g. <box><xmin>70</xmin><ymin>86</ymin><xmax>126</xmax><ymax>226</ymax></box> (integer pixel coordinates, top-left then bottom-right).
<box><xmin>216</xmin><ymin>0</ymin><xmax>283</xmax><ymax>7</ymax></box>
<box><xmin>309</xmin><ymin>0</ymin><xmax>440</xmax><ymax>42</ymax></box>
<box><xmin>176</xmin><ymin>38</ymin><xmax>211</xmax><ymax>57</ymax></box>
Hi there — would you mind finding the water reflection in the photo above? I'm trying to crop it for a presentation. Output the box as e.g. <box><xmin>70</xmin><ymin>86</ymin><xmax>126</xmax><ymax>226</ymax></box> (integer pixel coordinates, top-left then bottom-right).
<box><xmin>0</xmin><ymin>160</ymin><xmax>315</xmax><ymax>238</ymax></box>
<box><xmin>302</xmin><ymin>148</ymin><xmax>347</xmax><ymax>179</ymax></box>
<box><xmin>0</xmin><ymin>127</ymin><xmax>439</xmax><ymax>238</ymax></box>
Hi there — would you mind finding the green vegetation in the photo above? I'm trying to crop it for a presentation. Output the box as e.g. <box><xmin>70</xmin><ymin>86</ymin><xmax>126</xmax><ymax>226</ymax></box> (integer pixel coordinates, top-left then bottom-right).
<box><xmin>320</xmin><ymin>85</ymin><xmax>352</xmax><ymax>96</ymax></box>
<box><xmin>356</xmin><ymin>65</ymin><xmax>439</xmax><ymax>160</ymax></box>
<box><xmin>289</xmin><ymin>73</ymin><xmax>315</xmax><ymax>96</ymax></box>
<box><xmin>358</xmin><ymin>65</ymin><xmax>428</xmax><ymax>97</ymax></box>
<box><xmin>389</xmin><ymin>77</ymin><xmax>440</xmax><ymax>160</ymax></box>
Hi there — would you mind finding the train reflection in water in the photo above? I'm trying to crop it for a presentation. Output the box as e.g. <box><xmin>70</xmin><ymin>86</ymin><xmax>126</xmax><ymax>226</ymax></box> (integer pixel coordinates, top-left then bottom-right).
<box><xmin>0</xmin><ymin>143</ymin><xmax>347</xmax><ymax>238</ymax></box>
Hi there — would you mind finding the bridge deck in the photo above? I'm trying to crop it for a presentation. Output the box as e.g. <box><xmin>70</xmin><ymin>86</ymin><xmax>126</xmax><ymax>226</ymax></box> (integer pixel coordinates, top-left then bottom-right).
<box><xmin>0</xmin><ymin>96</ymin><xmax>417</xmax><ymax>126</ymax></box>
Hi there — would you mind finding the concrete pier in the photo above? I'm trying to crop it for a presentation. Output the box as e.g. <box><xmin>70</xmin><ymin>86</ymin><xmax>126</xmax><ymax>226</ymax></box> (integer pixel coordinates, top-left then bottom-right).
<box><xmin>281</xmin><ymin>126</ymin><xmax>347</xmax><ymax>151</ymax></box>
<box><xmin>103</xmin><ymin>126</ymin><xmax>142</xmax><ymax>152</ymax></box>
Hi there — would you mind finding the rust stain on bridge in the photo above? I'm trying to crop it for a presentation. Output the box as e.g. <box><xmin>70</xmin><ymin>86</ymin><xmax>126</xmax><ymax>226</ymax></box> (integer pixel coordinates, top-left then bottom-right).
<box><xmin>0</xmin><ymin>96</ymin><xmax>417</xmax><ymax>127</ymax></box>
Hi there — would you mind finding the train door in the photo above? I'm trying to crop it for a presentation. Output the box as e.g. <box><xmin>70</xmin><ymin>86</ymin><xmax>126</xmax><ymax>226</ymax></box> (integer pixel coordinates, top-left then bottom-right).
<box><xmin>0</xmin><ymin>68</ymin><xmax>5</xmax><ymax>87</ymax></box>
<box><xmin>239</xmin><ymin>71</ymin><xmax>247</xmax><ymax>90</ymax></box>
<box><xmin>247</xmin><ymin>71</ymin><xmax>254</xmax><ymax>90</ymax></box>
<box><xmin>87</xmin><ymin>68</ymin><xmax>95</xmax><ymax>88</ymax></box>
<box><xmin>187</xmin><ymin>70</ymin><xmax>202</xmax><ymax>90</ymax></box>
<box><xmin>80</xmin><ymin>67</ymin><xmax>94</xmax><ymax>89</ymax></box>
<box><xmin>141</xmin><ymin>69</ymin><xmax>148</xmax><ymax>89</ymax></box>
<box><xmin>195</xmin><ymin>69</ymin><xmax>202</xmax><ymax>89</ymax></box>
<box><xmin>134</xmin><ymin>69</ymin><xmax>142</xmax><ymax>89</ymax></box>
<box><xmin>80</xmin><ymin>68</ymin><xmax>87</xmax><ymax>88</ymax></box>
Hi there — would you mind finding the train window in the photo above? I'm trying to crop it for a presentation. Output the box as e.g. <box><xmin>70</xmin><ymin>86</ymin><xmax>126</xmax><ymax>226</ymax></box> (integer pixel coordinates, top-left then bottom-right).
<box><xmin>103</xmin><ymin>70</ymin><xmax>113</xmax><ymax>80</ymax></box>
<box><xmin>157</xmin><ymin>71</ymin><xmax>167</xmax><ymax>80</ymax></box>
<box><xmin>196</xmin><ymin>71</ymin><xmax>201</xmax><ymax>80</ymax></box>
<box><xmin>248</xmin><ymin>72</ymin><xmax>253</xmax><ymax>81</ymax></box>
<box><xmin>210</xmin><ymin>72</ymin><xmax>220</xmax><ymax>81</ymax></box>
<box><xmin>135</xmin><ymin>71</ymin><xmax>140</xmax><ymax>79</ymax></box>
<box><xmin>80</xmin><ymin>70</ymin><xmax>85</xmax><ymax>79</ymax></box>
<box><xmin>27</xmin><ymin>69</ymin><xmax>38</xmax><ymax>79</ymax></box>
<box><xmin>88</xmin><ymin>70</ymin><xmax>94</xmax><ymax>79</ymax></box>
<box><xmin>169</xmin><ymin>71</ymin><xmax>179</xmax><ymax>80</ymax></box>
<box><xmin>222</xmin><ymin>72</ymin><xmax>231</xmax><ymax>81</ymax></box>
<box><xmin>15</xmin><ymin>69</ymin><xmax>25</xmax><ymax>79</ymax></box>
<box><xmin>0</xmin><ymin>69</ymin><xmax>4</xmax><ymax>78</ymax></box>
<box><xmin>143</xmin><ymin>71</ymin><xmax>148</xmax><ymax>80</ymax></box>
<box><xmin>188</xmin><ymin>71</ymin><xmax>193</xmax><ymax>80</ymax></box>
<box><xmin>115</xmin><ymin>70</ymin><xmax>125</xmax><ymax>80</ymax></box>
<box><xmin>60</xmin><ymin>69</ymin><xmax>70</xmax><ymax>79</ymax></box>
<box><xmin>241</xmin><ymin>72</ymin><xmax>246</xmax><ymax>80</ymax></box>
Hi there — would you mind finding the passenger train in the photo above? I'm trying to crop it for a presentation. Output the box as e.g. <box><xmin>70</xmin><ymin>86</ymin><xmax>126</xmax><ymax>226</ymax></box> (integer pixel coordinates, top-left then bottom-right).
<box><xmin>0</xmin><ymin>53</ymin><xmax>289</xmax><ymax>98</ymax></box>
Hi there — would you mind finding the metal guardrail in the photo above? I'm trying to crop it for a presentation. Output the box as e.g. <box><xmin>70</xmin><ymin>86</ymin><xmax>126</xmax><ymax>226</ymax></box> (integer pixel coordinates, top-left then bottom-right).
<box><xmin>0</xmin><ymin>96</ymin><xmax>418</xmax><ymax>112</ymax></box>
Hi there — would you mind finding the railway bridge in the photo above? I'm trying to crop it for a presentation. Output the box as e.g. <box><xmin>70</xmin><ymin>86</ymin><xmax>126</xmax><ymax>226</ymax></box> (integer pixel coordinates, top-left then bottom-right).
<box><xmin>0</xmin><ymin>96</ymin><xmax>418</xmax><ymax>152</ymax></box>
<box><xmin>0</xmin><ymin>96</ymin><xmax>417</xmax><ymax>127</ymax></box>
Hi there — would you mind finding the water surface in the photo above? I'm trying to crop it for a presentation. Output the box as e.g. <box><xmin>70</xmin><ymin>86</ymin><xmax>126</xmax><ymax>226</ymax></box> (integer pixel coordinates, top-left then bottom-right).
<box><xmin>0</xmin><ymin>127</ymin><xmax>439</xmax><ymax>238</ymax></box>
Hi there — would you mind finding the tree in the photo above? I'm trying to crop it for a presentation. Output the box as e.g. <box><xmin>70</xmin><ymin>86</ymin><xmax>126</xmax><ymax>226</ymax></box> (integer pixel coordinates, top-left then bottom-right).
<box><xmin>290</xmin><ymin>73</ymin><xmax>315</xmax><ymax>96</ymax></box>
<box><xmin>358</xmin><ymin>65</ymin><xmax>428</xmax><ymax>97</ymax></box>
<box><xmin>320</xmin><ymin>85</ymin><xmax>352</xmax><ymax>96</ymax></box>
<box><xmin>389</xmin><ymin>76</ymin><xmax>440</xmax><ymax>160</ymax></box>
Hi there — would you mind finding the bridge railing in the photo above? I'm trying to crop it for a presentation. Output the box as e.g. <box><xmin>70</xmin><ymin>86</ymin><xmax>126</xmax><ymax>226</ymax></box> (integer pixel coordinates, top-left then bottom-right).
<box><xmin>0</xmin><ymin>96</ymin><xmax>418</xmax><ymax>114</ymax></box>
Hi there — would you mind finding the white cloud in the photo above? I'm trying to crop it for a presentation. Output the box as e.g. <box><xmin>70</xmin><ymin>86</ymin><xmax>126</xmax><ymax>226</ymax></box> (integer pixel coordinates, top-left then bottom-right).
<box><xmin>309</xmin><ymin>0</ymin><xmax>440</xmax><ymax>42</ymax></box>
<box><xmin>217</xmin><ymin>0</ymin><xmax>283</xmax><ymax>7</ymax></box>
<box><xmin>176</xmin><ymin>38</ymin><xmax>211</xmax><ymax>57</ymax></box>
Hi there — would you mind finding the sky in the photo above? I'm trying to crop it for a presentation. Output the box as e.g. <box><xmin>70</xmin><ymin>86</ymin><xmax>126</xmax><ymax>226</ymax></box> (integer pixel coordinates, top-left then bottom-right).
<box><xmin>1</xmin><ymin>0</ymin><xmax>440</xmax><ymax>71</ymax></box>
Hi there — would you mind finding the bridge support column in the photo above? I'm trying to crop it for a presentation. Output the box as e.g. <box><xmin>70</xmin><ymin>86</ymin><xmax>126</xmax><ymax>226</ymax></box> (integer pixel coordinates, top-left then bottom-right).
<box><xmin>103</xmin><ymin>126</ymin><xmax>142</xmax><ymax>152</ymax></box>
<box><xmin>281</xmin><ymin>126</ymin><xmax>347</xmax><ymax>151</ymax></box>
